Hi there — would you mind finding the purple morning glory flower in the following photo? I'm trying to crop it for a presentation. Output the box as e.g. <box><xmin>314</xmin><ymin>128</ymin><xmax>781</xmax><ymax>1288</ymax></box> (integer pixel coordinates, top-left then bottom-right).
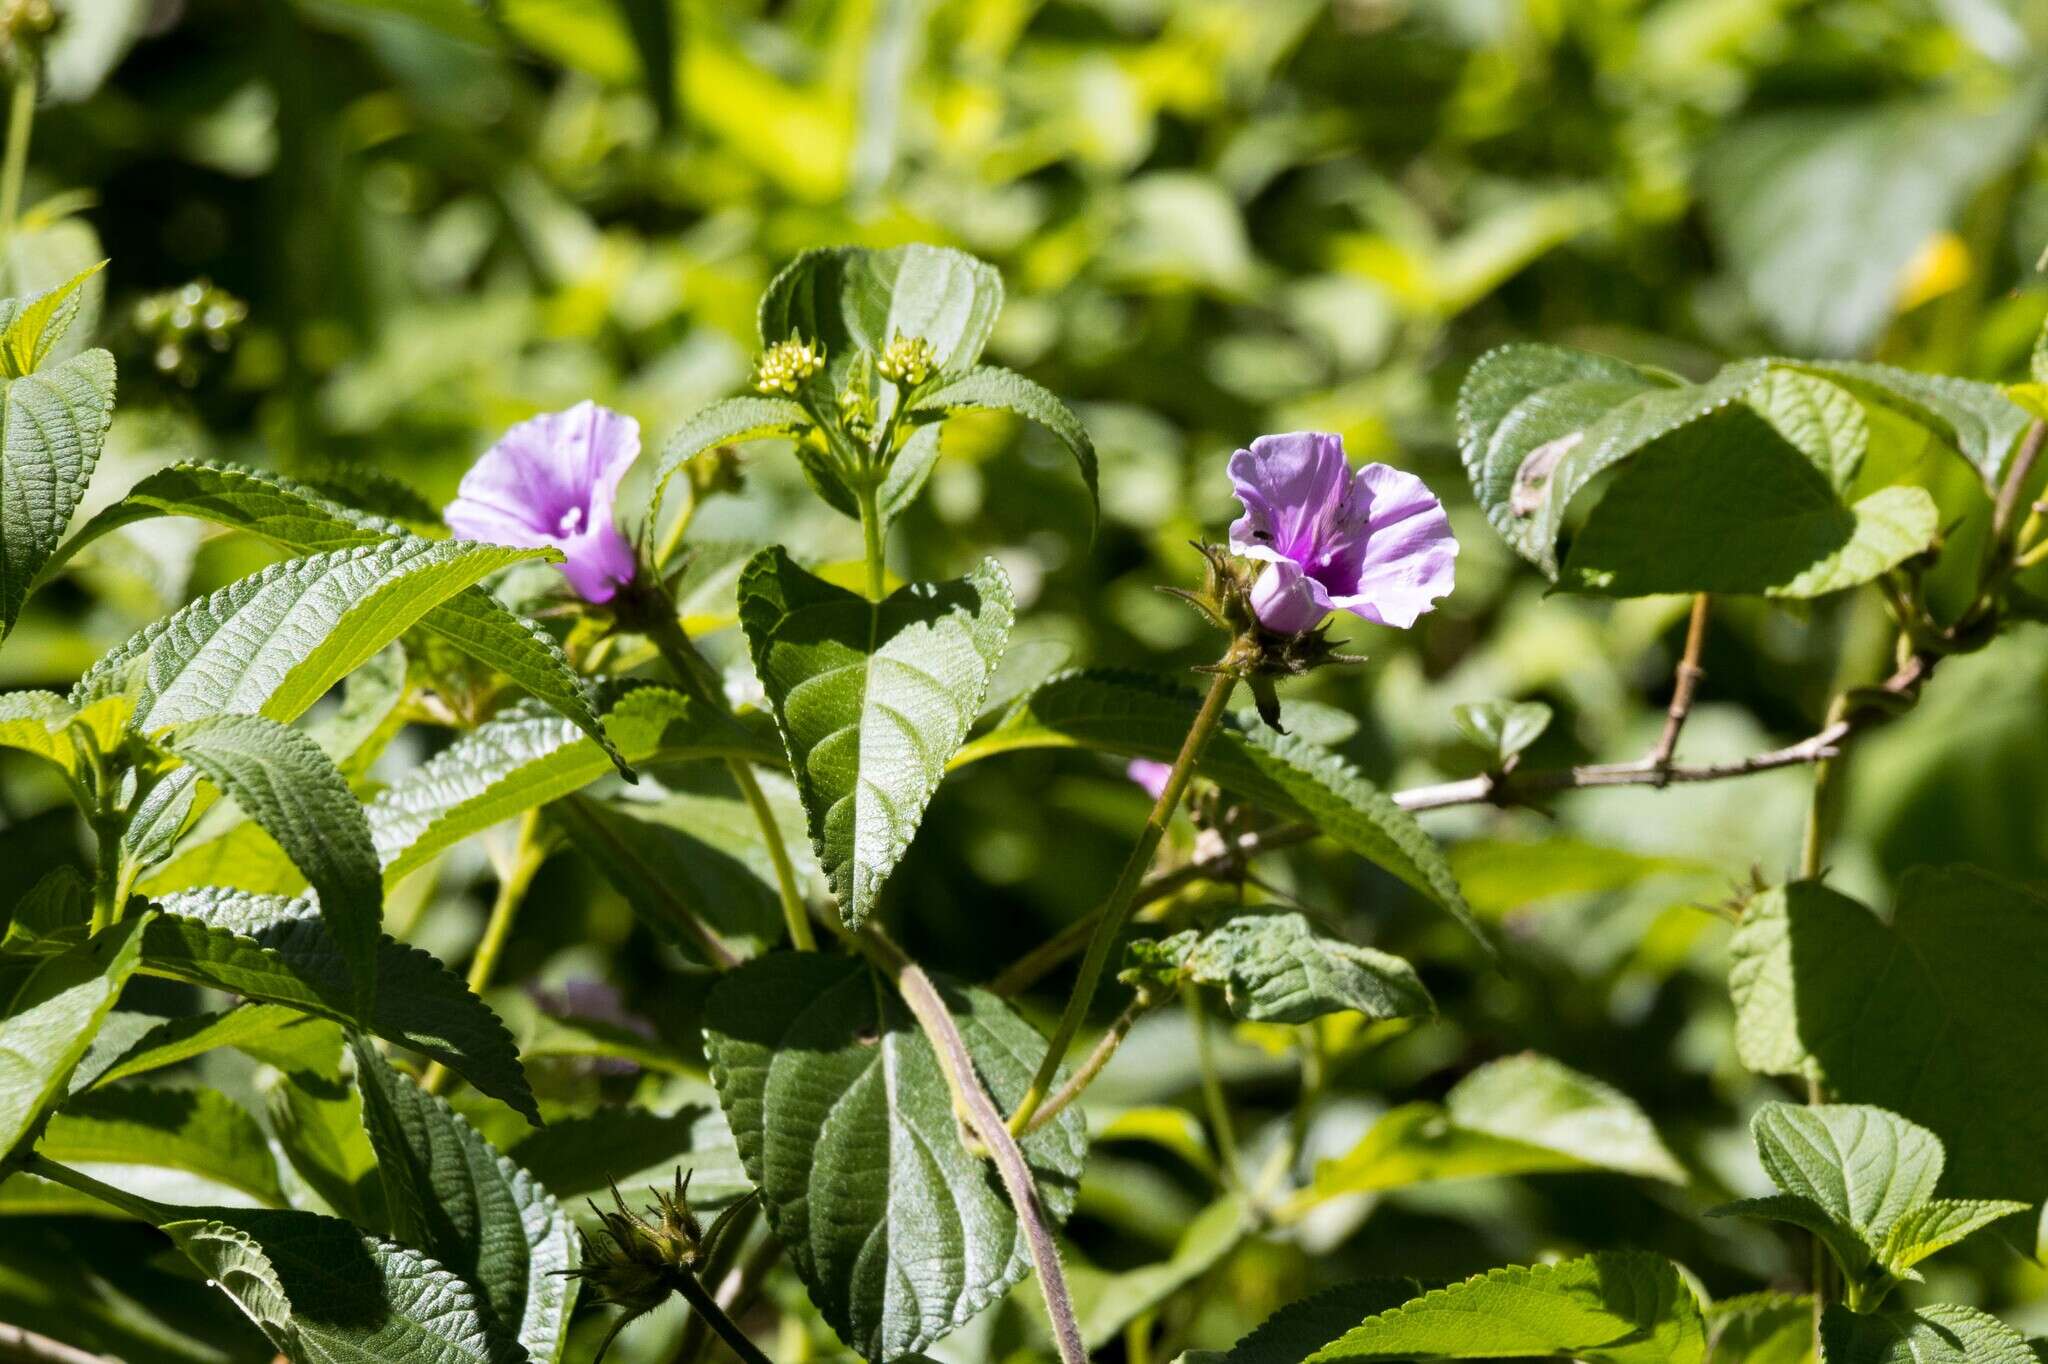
<box><xmin>1228</xmin><ymin>432</ymin><xmax>1457</xmax><ymax>635</ymax></box>
<box><xmin>1127</xmin><ymin>758</ymin><xmax>1172</xmax><ymax>801</ymax></box>
<box><xmin>445</xmin><ymin>401</ymin><xmax>640</xmax><ymax>604</ymax></box>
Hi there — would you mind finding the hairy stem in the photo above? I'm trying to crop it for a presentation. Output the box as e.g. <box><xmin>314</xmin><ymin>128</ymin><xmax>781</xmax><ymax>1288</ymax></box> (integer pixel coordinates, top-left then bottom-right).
<box><xmin>0</xmin><ymin>68</ymin><xmax>33</xmax><ymax>242</ymax></box>
<box><xmin>89</xmin><ymin>815</ymin><xmax>120</xmax><ymax>934</ymax></box>
<box><xmin>671</xmin><ymin>1268</ymin><xmax>778</xmax><ymax>1364</ymax></box>
<box><xmin>1647</xmin><ymin>594</ymin><xmax>1710</xmax><ymax>774</ymax></box>
<box><xmin>888</xmin><ymin>959</ymin><xmax>1088</xmax><ymax>1364</ymax></box>
<box><xmin>856</xmin><ymin>480</ymin><xmax>887</xmax><ymax>602</ymax></box>
<box><xmin>424</xmin><ymin>809</ymin><xmax>546</xmax><ymax>1094</ymax></box>
<box><xmin>1019</xmin><ymin>994</ymin><xmax>1152</xmax><ymax>1135</ymax></box>
<box><xmin>1009</xmin><ymin>668</ymin><xmax>1237</xmax><ymax>1133</ymax></box>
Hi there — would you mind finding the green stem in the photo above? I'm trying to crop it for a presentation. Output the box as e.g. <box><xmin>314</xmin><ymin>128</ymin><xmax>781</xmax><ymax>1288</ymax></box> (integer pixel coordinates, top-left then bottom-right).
<box><xmin>0</xmin><ymin>67</ymin><xmax>32</xmax><ymax>242</ymax></box>
<box><xmin>638</xmin><ymin>599</ymin><xmax>815</xmax><ymax>952</ymax></box>
<box><xmin>1018</xmin><ymin>994</ymin><xmax>1151</xmax><ymax>1135</ymax></box>
<box><xmin>89</xmin><ymin>815</ymin><xmax>120</xmax><ymax>934</ymax></box>
<box><xmin>23</xmin><ymin>1154</ymin><xmax>161</xmax><ymax>1223</ymax></box>
<box><xmin>671</xmin><ymin>1270</ymin><xmax>777</xmax><ymax>1364</ymax></box>
<box><xmin>1184</xmin><ymin>980</ymin><xmax>1242</xmax><ymax>1193</ymax></box>
<box><xmin>1799</xmin><ymin>695</ymin><xmax>1849</xmax><ymax>881</ymax></box>
<box><xmin>424</xmin><ymin>809</ymin><xmax>545</xmax><ymax>1094</ymax></box>
<box><xmin>1008</xmin><ymin>666</ymin><xmax>1237</xmax><ymax>1134</ymax></box>
<box><xmin>856</xmin><ymin>481</ymin><xmax>887</xmax><ymax>602</ymax></box>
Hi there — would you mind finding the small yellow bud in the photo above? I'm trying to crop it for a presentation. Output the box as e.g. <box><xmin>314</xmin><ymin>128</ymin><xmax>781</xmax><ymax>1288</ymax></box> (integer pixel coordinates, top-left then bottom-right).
<box><xmin>753</xmin><ymin>335</ymin><xmax>825</xmax><ymax>395</ymax></box>
<box><xmin>877</xmin><ymin>332</ymin><xmax>938</xmax><ymax>387</ymax></box>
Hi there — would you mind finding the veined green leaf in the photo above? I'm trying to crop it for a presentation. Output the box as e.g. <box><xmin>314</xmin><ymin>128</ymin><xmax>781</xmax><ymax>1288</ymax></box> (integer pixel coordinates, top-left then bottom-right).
<box><xmin>507</xmin><ymin>1103</ymin><xmax>749</xmax><ymax>1204</ymax></box>
<box><xmin>157</xmin><ymin>1205</ymin><xmax>526</xmax><ymax>1364</ymax></box>
<box><xmin>954</xmin><ymin>670</ymin><xmax>1479</xmax><ymax>946</ymax></box>
<box><xmin>163</xmin><ymin>714</ymin><xmax>383</xmax><ymax>1014</ymax></box>
<box><xmin>1450</xmin><ymin>700</ymin><xmax>1552</xmax><ymax>767</ymax></box>
<box><xmin>75</xmin><ymin>538</ymin><xmax>548</xmax><ymax>732</ymax></box>
<box><xmin>646</xmin><ymin>395</ymin><xmax>810</xmax><ymax>523</ymax></box>
<box><xmin>758</xmin><ymin>243</ymin><xmax>1004</xmax><ymax>390</ymax></box>
<box><xmin>1820</xmin><ymin>1303</ymin><xmax>2036</xmax><ymax>1364</ymax></box>
<box><xmin>0</xmin><ymin>913</ymin><xmax>150</xmax><ymax>1158</ymax></box>
<box><xmin>45</xmin><ymin>461</ymin><xmax>624</xmax><ymax>774</ymax></box>
<box><xmin>1784</xmin><ymin>360</ymin><xmax>2032</xmax><ymax>490</ymax></box>
<box><xmin>1729</xmin><ymin>871</ymin><xmax>2048</xmax><ymax>1207</ymax></box>
<box><xmin>371</xmin><ymin>688</ymin><xmax>776</xmax><ymax>884</ymax></box>
<box><xmin>739</xmin><ymin>549</ymin><xmax>1014</xmax><ymax>928</ymax></box>
<box><xmin>71</xmin><ymin>1002</ymin><xmax>315</xmax><ymax>1090</ymax></box>
<box><xmin>1181</xmin><ymin>1281</ymin><xmax>1417</xmax><ymax>1364</ymax></box>
<box><xmin>1877</xmin><ymin>1199</ymin><xmax>2028</xmax><ymax>1279</ymax></box>
<box><xmin>1181</xmin><ymin>912</ymin><xmax>1433</xmax><ymax>1025</ymax></box>
<box><xmin>0</xmin><ymin>345</ymin><xmax>116</xmax><ymax>640</ymax></box>
<box><xmin>138</xmin><ymin>887</ymin><xmax>536</xmax><ymax>1123</ymax></box>
<box><xmin>39</xmin><ymin>1084</ymin><xmax>285</xmax><ymax>1208</ymax></box>
<box><xmin>350</xmin><ymin>1037</ymin><xmax>573</xmax><ymax>1363</ymax></box>
<box><xmin>1071</xmin><ymin>1196</ymin><xmax>1250</xmax><ymax>1350</ymax></box>
<box><xmin>1705</xmin><ymin>1293</ymin><xmax>1814</xmax><ymax>1364</ymax></box>
<box><xmin>0</xmin><ymin>260</ymin><xmax>105</xmax><ymax>377</ymax></box>
<box><xmin>1709</xmin><ymin>1193</ymin><xmax>1880</xmax><ymax>1288</ymax></box>
<box><xmin>1305</xmin><ymin>1251</ymin><xmax>1707</xmax><ymax>1364</ymax></box>
<box><xmin>908</xmin><ymin>365</ymin><xmax>1097</xmax><ymax>523</ymax></box>
<box><xmin>1301</xmin><ymin>1053</ymin><xmax>1683</xmax><ymax>1209</ymax></box>
<box><xmin>1751</xmin><ymin>1103</ymin><xmax>1942</xmax><ymax>1254</ymax></box>
<box><xmin>704</xmin><ymin>952</ymin><xmax>1086</xmax><ymax>1361</ymax></box>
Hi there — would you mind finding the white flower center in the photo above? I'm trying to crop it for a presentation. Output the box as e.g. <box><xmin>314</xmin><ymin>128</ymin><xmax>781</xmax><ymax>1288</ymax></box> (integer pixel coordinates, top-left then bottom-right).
<box><xmin>555</xmin><ymin>505</ymin><xmax>585</xmax><ymax>537</ymax></box>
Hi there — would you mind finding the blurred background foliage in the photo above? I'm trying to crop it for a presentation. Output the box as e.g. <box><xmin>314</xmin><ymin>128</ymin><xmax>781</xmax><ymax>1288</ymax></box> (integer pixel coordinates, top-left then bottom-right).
<box><xmin>5</xmin><ymin>0</ymin><xmax>2048</xmax><ymax>1359</ymax></box>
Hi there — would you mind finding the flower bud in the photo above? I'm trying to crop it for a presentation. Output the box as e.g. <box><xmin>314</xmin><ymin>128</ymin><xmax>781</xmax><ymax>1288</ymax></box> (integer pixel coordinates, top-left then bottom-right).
<box><xmin>877</xmin><ymin>332</ymin><xmax>937</xmax><ymax>387</ymax></box>
<box><xmin>753</xmin><ymin>335</ymin><xmax>825</xmax><ymax>395</ymax></box>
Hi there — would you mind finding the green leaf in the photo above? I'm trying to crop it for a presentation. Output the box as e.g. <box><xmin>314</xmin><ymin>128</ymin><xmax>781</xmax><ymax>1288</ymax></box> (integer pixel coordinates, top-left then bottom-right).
<box><xmin>1707</xmin><ymin>1293</ymin><xmax>1814</xmax><ymax>1364</ymax></box>
<box><xmin>1304</xmin><ymin>1250</ymin><xmax>1707</xmax><ymax>1364</ymax></box>
<box><xmin>45</xmin><ymin>462</ymin><xmax>624</xmax><ymax>774</ymax></box>
<box><xmin>140</xmin><ymin>888</ymin><xmax>536</xmax><ymax>1123</ymax></box>
<box><xmin>1181</xmin><ymin>912</ymin><xmax>1433</xmax><ymax>1025</ymax></box>
<box><xmin>1820</xmin><ymin>1303</ymin><xmax>2037</xmax><ymax>1364</ymax></box>
<box><xmin>1744</xmin><ymin>368</ymin><xmax>1868</xmax><ymax>492</ymax></box>
<box><xmin>738</xmin><ymin>549</ymin><xmax>1014</xmax><ymax>928</ymax></box>
<box><xmin>1182</xmin><ymin>1280</ymin><xmax>1415</xmax><ymax>1364</ymax></box>
<box><xmin>71</xmin><ymin>1002</ymin><xmax>313</xmax><ymax>1090</ymax></box>
<box><xmin>1728</xmin><ymin>871</ymin><xmax>2048</xmax><ymax>1206</ymax></box>
<box><xmin>1701</xmin><ymin>88</ymin><xmax>2044</xmax><ymax>359</ymax></box>
<box><xmin>0</xmin><ymin>345</ymin><xmax>115</xmax><ymax>640</ymax></box>
<box><xmin>954</xmin><ymin>670</ymin><xmax>1480</xmax><ymax>946</ymax></box>
<box><xmin>908</xmin><ymin>365</ymin><xmax>1098</xmax><ymax>523</ymax></box>
<box><xmin>550</xmin><ymin>792</ymin><xmax>787</xmax><ymax>965</ymax></box>
<box><xmin>1750</xmin><ymin>1102</ymin><xmax>1943</xmax><ymax>1255</ymax></box>
<box><xmin>1708</xmin><ymin>1193</ymin><xmax>1879</xmax><ymax>1288</ymax></box>
<box><xmin>157</xmin><ymin>1206</ymin><xmax>526</xmax><ymax>1364</ymax></box>
<box><xmin>163</xmin><ymin>714</ymin><xmax>383</xmax><ymax>1014</ymax></box>
<box><xmin>1559</xmin><ymin>424</ymin><xmax>1937</xmax><ymax>598</ymax></box>
<box><xmin>370</xmin><ymin>688</ymin><xmax>775</xmax><ymax>884</ymax></box>
<box><xmin>1301</xmin><ymin>1053</ymin><xmax>1683</xmax><ymax>1206</ymax></box>
<box><xmin>75</xmin><ymin>539</ymin><xmax>548</xmax><ymax>733</ymax></box>
<box><xmin>1877</xmin><ymin>1199</ymin><xmax>2028</xmax><ymax>1278</ymax></box>
<box><xmin>0</xmin><ymin>261</ymin><xmax>104</xmax><ymax>377</ymax></box>
<box><xmin>703</xmin><ymin>951</ymin><xmax>1087</xmax><ymax>1361</ymax></box>
<box><xmin>1</xmin><ymin>865</ymin><xmax>91</xmax><ymax>953</ymax></box>
<box><xmin>758</xmin><ymin>243</ymin><xmax>1004</xmax><ymax>390</ymax></box>
<box><xmin>1071</xmin><ymin>1195</ymin><xmax>1250</xmax><ymax>1350</ymax></box>
<box><xmin>507</xmin><ymin>1103</ymin><xmax>748</xmax><ymax>1203</ymax></box>
<box><xmin>1450</xmin><ymin>700</ymin><xmax>1552</xmax><ymax>767</ymax></box>
<box><xmin>0</xmin><ymin>913</ymin><xmax>150</xmax><ymax>1158</ymax></box>
<box><xmin>39</xmin><ymin>1084</ymin><xmax>286</xmax><ymax>1208</ymax></box>
<box><xmin>1784</xmin><ymin>360</ymin><xmax>2034</xmax><ymax>490</ymax></box>
<box><xmin>349</xmin><ymin>1037</ymin><xmax>573</xmax><ymax>1364</ymax></box>
<box><xmin>646</xmin><ymin>395</ymin><xmax>810</xmax><ymax>522</ymax></box>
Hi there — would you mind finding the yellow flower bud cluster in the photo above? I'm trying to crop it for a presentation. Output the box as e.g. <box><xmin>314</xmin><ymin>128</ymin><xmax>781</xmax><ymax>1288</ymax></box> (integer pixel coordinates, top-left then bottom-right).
<box><xmin>753</xmin><ymin>335</ymin><xmax>825</xmax><ymax>395</ymax></box>
<box><xmin>877</xmin><ymin>332</ymin><xmax>937</xmax><ymax>387</ymax></box>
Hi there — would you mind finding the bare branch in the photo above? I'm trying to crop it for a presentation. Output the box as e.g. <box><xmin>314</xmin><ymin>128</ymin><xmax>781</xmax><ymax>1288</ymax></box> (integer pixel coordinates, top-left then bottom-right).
<box><xmin>0</xmin><ymin>1323</ymin><xmax>117</xmax><ymax>1364</ymax></box>
<box><xmin>1646</xmin><ymin>593</ymin><xmax>1711</xmax><ymax>775</ymax></box>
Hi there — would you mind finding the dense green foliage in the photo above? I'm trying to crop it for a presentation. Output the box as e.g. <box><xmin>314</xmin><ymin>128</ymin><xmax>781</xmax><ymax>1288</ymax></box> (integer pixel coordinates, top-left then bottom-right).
<box><xmin>4</xmin><ymin>2</ymin><xmax>2048</xmax><ymax>1362</ymax></box>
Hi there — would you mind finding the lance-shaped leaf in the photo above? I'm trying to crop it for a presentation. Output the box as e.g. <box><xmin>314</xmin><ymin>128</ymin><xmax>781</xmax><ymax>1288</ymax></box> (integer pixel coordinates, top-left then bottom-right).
<box><xmin>908</xmin><ymin>366</ymin><xmax>1097</xmax><ymax>523</ymax></box>
<box><xmin>1182</xmin><ymin>1281</ymin><xmax>1416</xmax><ymax>1364</ymax></box>
<box><xmin>371</xmin><ymin>688</ymin><xmax>776</xmax><ymax>884</ymax></box>
<box><xmin>136</xmin><ymin>887</ymin><xmax>536</xmax><ymax>1123</ymax></box>
<box><xmin>704</xmin><ymin>952</ymin><xmax>1086</xmax><ymax>1361</ymax></box>
<box><xmin>69</xmin><ymin>1001</ymin><xmax>313</xmax><ymax>1091</ymax></box>
<box><xmin>954</xmin><ymin>670</ymin><xmax>1480</xmax><ymax>946</ymax></box>
<box><xmin>38</xmin><ymin>1084</ymin><xmax>286</xmax><ymax>1208</ymax></box>
<box><xmin>0</xmin><ymin>272</ymin><xmax>114</xmax><ymax>640</ymax></box>
<box><xmin>1820</xmin><ymin>1303</ymin><xmax>2036</xmax><ymax>1364</ymax></box>
<box><xmin>739</xmin><ymin>548</ymin><xmax>1013</xmax><ymax>927</ymax></box>
<box><xmin>0</xmin><ymin>913</ymin><xmax>150</xmax><ymax>1157</ymax></box>
<box><xmin>163</xmin><ymin>714</ymin><xmax>382</xmax><ymax>1013</ymax></box>
<box><xmin>1180</xmin><ymin>913</ymin><xmax>1432</xmax><ymax>1025</ymax></box>
<box><xmin>74</xmin><ymin>538</ymin><xmax>547</xmax><ymax>731</ymax></box>
<box><xmin>44</xmin><ymin>462</ymin><xmax>624</xmax><ymax>774</ymax></box>
<box><xmin>349</xmin><ymin>1037</ymin><xmax>573</xmax><ymax>1363</ymax></box>
<box><xmin>1305</xmin><ymin>1251</ymin><xmax>1707</xmax><ymax>1364</ymax></box>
